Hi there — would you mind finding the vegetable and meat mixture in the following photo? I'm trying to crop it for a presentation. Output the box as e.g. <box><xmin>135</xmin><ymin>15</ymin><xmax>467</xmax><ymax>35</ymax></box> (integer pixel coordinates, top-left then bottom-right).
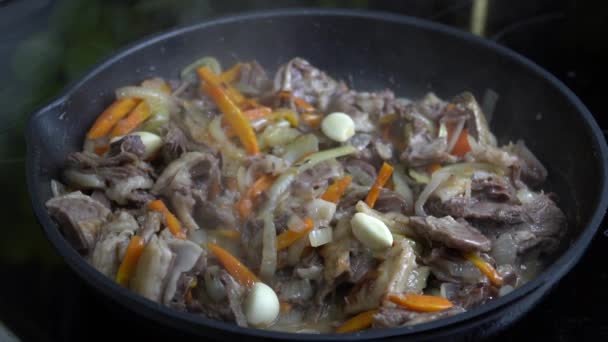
<box><xmin>46</xmin><ymin>57</ymin><xmax>566</xmax><ymax>333</ymax></box>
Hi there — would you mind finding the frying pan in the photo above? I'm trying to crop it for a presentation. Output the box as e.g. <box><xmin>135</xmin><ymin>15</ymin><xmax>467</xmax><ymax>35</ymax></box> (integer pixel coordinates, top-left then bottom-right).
<box><xmin>25</xmin><ymin>9</ymin><xmax>608</xmax><ymax>341</ymax></box>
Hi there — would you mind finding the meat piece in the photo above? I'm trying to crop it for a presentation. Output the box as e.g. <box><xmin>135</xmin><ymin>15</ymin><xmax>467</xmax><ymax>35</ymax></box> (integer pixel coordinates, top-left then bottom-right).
<box><xmin>409</xmin><ymin>216</ymin><xmax>491</xmax><ymax>253</ymax></box>
<box><xmin>195</xmin><ymin>200</ymin><xmax>237</xmax><ymax>230</ymax></box>
<box><xmin>46</xmin><ymin>191</ymin><xmax>111</xmax><ymax>252</ymax></box>
<box><xmin>161</xmin><ymin>124</ymin><xmax>190</xmax><ymax>161</ymax></box>
<box><xmin>153</xmin><ymin>152</ymin><xmax>220</xmax><ymax>198</ymax></box>
<box><xmin>373</xmin><ymin>189</ymin><xmax>409</xmax><ymax>214</ymax></box>
<box><xmin>219</xmin><ymin>271</ymin><xmax>248</xmax><ymax>327</ymax></box>
<box><xmin>273</xmin><ymin>58</ymin><xmax>343</xmax><ymax>112</ymax></box>
<box><xmin>329</xmin><ymin>89</ymin><xmax>396</xmax><ymax>132</ymax></box>
<box><xmin>344</xmin><ymin>158</ymin><xmax>377</xmax><ymax>186</ymax></box>
<box><xmin>401</xmin><ymin>129</ymin><xmax>452</xmax><ymax>167</ymax></box>
<box><xmin>90</xmin><ymin>190</ymin><xmax>111</xmax><ymax>209</ymax></box>
<box><xmin>415</xmin><ymin>92</ymin><xmax>447</xmax><ymax>121</ymax></box>
<box><xmin>466</xmin><ymin>143</ymin><xmax>518</xmax><ymax>170</ymax></box>
<box><xmin>471</xmin><ymin>173</ymin><xmax>517</xmax><ymax>202</ymax></box>
<box><xmin>170</xmin><ymin>191</ymin><xmax>199</xmax><ymax>232</ymax></box>
<box><xmin>130</xmin><ymin>235</ymin><xmax>174</xmax><ymax>302</ymax></box>
<box><xmin>511</xmin><ymin>140</ymin><xmax>548</xmax><ymax>186</ymax></box>
<box><xmin>292</xmin><ymin>160</ymin><xmax>343</xmax><ymax>199</ymax></box>
<box><xmin>89</xmin><ymin>229</ymin><xmax>133</xmax><ymax>278</ymax></box>
<box><xmin>163</xmin><ymin>239</ymin><xmax>204</xmax><ymax>305</ymax></box>
<box><xmin>426</xmin><ymin>197</ymin><xmax>524</xmax><ymax>224</ymax></box>
<box><xmin>236</xmin><ymin>61</ymin><xmax>272</xmax><ymax>96</ymax></box>
<box><xmin>441</xmin><ymin>282</ymin><xmax>495</xmax><ymax>309</ymax></box>
<box><xmin>446</xmin><ymin>92</ymin><xmax>496</xmax><ymax>147</ymax></box>
<box><xmin>108</xmin><ymin>135</ymin><xmax>146</xmax><ymax>158</ymax></box>
<box><xmin>99</xmin><ymin>165</ymin><xmax>154</xmax><ymax>205</ymax></box>
<box><xmin>373</xmin><ymin>306</ymin><xmax>466</xmax><ymax>328</ymax></box>
<box><xmin>345</xmin><ymin>239</ymin><xmax>419</xmax><ymax>314</ymax></box>
<box><xmin>422</xmin><ymin>248</ymin><xmax>483</xmax><ymax>284</ymax></box>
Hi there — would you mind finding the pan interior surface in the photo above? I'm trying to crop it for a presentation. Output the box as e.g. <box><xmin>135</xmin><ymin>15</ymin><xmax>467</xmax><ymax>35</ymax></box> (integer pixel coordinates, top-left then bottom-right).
<box><xmin>26</xmin><ymin>9</ymin><xmax>607</xmax><ymax>341</ymax></box>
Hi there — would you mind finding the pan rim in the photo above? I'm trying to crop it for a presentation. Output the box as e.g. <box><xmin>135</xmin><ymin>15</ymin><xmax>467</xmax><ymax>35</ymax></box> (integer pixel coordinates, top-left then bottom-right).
<box><xmin>26</xmin><ymin>7</ymin><xmax>608</xmax><ymax>340</ymax></box>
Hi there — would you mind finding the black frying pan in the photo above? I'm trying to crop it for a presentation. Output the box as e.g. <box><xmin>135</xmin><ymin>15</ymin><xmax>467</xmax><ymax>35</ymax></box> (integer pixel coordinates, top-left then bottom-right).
<box><xmin>25</xmin><ymin>9</ymin><xmax>608</xmax><ymax>341</ymax></box>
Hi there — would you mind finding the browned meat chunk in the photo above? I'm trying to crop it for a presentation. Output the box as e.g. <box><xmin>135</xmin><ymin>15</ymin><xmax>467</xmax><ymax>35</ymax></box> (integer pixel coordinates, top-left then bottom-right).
<box><xmin>409</xmin><ymin>216</ymin><xmax>492</xmax><ymax>252</ymax></box>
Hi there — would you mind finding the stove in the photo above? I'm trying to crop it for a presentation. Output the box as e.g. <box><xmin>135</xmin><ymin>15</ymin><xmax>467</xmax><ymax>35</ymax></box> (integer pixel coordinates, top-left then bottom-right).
<box><xmin>1</xmin><ymin>1</ymin><xmax>606</xmax><ymax>341</ymax></box>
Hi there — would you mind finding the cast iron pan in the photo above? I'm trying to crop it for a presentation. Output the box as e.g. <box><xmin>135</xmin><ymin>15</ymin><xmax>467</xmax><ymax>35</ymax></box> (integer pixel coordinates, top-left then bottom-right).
<box><xmin>25</xmin><ymin>9</ymin><xmax>608</xmax><ymax>341</ymax></box>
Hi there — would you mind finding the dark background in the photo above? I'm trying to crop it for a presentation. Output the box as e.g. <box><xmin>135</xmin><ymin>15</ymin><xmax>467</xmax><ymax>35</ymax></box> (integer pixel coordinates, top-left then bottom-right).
<box><xmin>1</xmin><ymin>0</ymin><xmax>607</xmax><ymax>341</ymax></box>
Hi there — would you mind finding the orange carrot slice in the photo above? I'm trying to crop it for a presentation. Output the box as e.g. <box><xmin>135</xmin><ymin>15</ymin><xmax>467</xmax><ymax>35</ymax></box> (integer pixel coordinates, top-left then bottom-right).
<box><xmin>365</xmin><ymin>162</ymin><xmax>394</xmax><ymax>208</ymax></box>
<box><xmin>276</xmin><ymin>217</ymin><xmax>314</xmax><ymax>251</ymax></box>
<box><xmin>464</xmin><ymin>252</ymin><xmax>504</xmax><ymax>286</ymax></box>
<box><xmin>321</xmin><ymin>175</ymin><xmax>352</xmax><ymax>203</ymax></box>
<box><xmin>335</xmin><ymin>309</ymin><xmax>378</xmax><ymax>333</ymax></box>
<box><xmin>207</xmin><ymin>242</ymin><xmax>259</xmax><ymax>288</ymax></box>
<box><xmin>147</xmin><ymin>200</ymin><xmax>187</xmax><ymax>239</ymax></box>
<box><xmin>87</xmin><ymin>98</ymin><xmax>140</xmax><ymax>139</ymax></box>
<box><xmin>115</xmin><ymin>235</ymin><xmax>145</xmax><ymax>286</ymax></box>
<box><xmin>388</xmin><ymin>294</ymin><xmax>454</xmax><ymax>312</ymax></box>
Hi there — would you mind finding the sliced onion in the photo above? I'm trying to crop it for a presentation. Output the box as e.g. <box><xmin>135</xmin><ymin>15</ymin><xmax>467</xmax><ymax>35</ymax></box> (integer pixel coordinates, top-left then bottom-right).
<box><xmin>281</xmin><ymin>134</ymin><xmax>319</xmax><ymax>166</ymax></box>
<box><xmin>116</xmin><ymin>86</ymin><xmax>177</xmax><ymax>129</ymax></box>
<box><xmin>208</xmin><ymin>116</ymin><xmax>246</xmax><ymax>160</ymax></box>
<box><xmin>415</xmin><ymin>171</ymin><xmax>451</xmax><ymax>216</ymax></box>
<box><xmin>308</xmin><ymin>227</ymin><xmax>333</xmax><ymax>247</ymax></box>
<box><xmin>257</xmin><ymin>169</ymin><xmax>298</xmax><ymax>218</ymax></box>
<box><xmin>392</xmin><ymin>166</ymin><xmax>414</xmax><ymax>210</ymax></box>
<box><xmin>189</xmin><ymin>229</ymin><xmax>208</xmax><ymax>246</ymax></box>
<box><xmin>295</xmin><ymin>145</ymin><xmax>357</xmax><ymax>172</ymax></box>
<box><xmin>259</xmin><ymin>213</ymin><xmax>278</xmax><ymax>282</ymax></box>
<box><xmin>180</xmin><ymin>56</ymin><xmax>222</xmax><ymax>82</ymax></box>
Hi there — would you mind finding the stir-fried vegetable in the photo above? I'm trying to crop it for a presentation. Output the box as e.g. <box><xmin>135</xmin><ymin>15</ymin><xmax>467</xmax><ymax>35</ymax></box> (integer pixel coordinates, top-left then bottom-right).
<box><xmin>335</xmin><ymin>309</ymin><xmax>378</xmax><ymax>333</ymax></box>
<box><xmin>198</xmin><ymin>66</ymin><xmax>259</xmax><ymax>155</ymax></box>
<box><xmin>365</xmin><ymin>162</ymin><xmax>394</xmax><ymax>208</ymax></box>
<box><xmin>301</xmin><ymin>113</ymin><xmax>323</xmax><ymax>128</ymax></box>
<box><xmin>109</xmin><ymin>101</ymin><xmax>151</xmax><ymax>137</ymax></box>
<box><xmin>388</xmin><ymin>294</ymin><xmax>454</xmax><ymax>312</ymax></box>
<box><xmin>48</xmin><ymin>56</ymin><xmax>567</xmax><ymax>334</ymax></box>
<box><xmin>207</xmin><ymin>242</ymin><xmax>259</xmax><ymax>288</ymax></box>
<box><xmin>147</xmin><ymin>200</ymin><xmax>186</xmax><ymax>239</ymax></box>
<box><xmin>279</xmin><ymin>91</ymin><xmax>315</xmax><ymax>112</ymax></box>
<box><xmin>115</xmin><ymin>235</ymin><xmax>145</xmax><ymax>287</ymax></box>
<box><xmin>276</xmin><ymin>217</ymin><xmax>314</xmax><ymax>251</ymax></box>
<box><xmin>220</xmin><ymin>62</ymin><xmax>242</xmax><ymax>83</ymax></box>
<box><xmin>243</xmin><ymin>106</ymin><xmax>272</xmax><ymax>121</ymax></box>
<box><xmin>181</xmin><ymin>56</ymin><xmax>222</xmax><ymax>81</ymax></box>
<box><xmin>237</xmin><ymin>174</ymin><xmax>276</xmax><ymax>221</ymax></box>
<box><xmin>463</xmin><ymin>252</ymin><xmax>504</xmax><ymax>286</ymax></box>
<box><xmin>321</xmin><ymin>175</ymin><xmax>352</xmax><ymax>203</ymax></box>
<box><xmin>87</xmin><ymin>98</ymin><xmax>140</xmax><ymax>139</ymax></box>
<box><xmin>294</xmin><ymin>145</ymin><xmax>357</xmax><ymax>172</ymax></box>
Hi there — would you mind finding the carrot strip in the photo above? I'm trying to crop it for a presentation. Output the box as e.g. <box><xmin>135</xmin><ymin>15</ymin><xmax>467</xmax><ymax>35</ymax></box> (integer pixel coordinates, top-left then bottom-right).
<box><xmin>321</xmin><ymin>175</ymin><xmax>352</xmax><ymax>203</ymax></box>
<box><xmin>220</xmin><ymin>63</ymin><xmax>242</xmax><ymax>83</ymax></box>
<box><xmin>388</xmin><ymin>294</ymin><xmax>454</xmax><ymax>312</ymax></box>
<box><xmin>276</xmin><ymin>217</ymin><xmax>314</xmax><ymax>251</ymax></box>
<box><xmin>236</xmin><ymin>175</ymin><xmax>276</xmax><ymax>221</ymax></box>
<box><xmin>243</xmin><ymin>106</ymin><xmax>272</xmax><ymax>121</ymax></box>
<box><xmin>147</xmin><ymin>200</ymin><xmax>187</xmax><ymax>239</ymax></box>
<box><xmin>426</xmin><ymin>163</ymin><xmax>442</xmax><ymax>174</ymax></box>
<box><xmin>365</xmin><ymin>162</ymin><xmax>394</xmax><ymax>208</ymax></box>
<box><xmin>271</xmin><ymin>109</ymin><xmax>299</xmax><ymax>127</ymax></box>
<box><xmin>279</xmin><ymin>91</ymin><xmax>315</xmax><ymax>112</ymax></box>
<box><xmin>87</xmin><ymin>98</ymin><xmax>140</xmax><ymax>139</ymax></box>
<box><xmin>109</xmin><ymin>101</ymin><xmax>151</xmax><ymax>137</ymax></box>
<box><xmin>207</xmin><ymin>242</ymin><xmax>259</xmax><ymax>288</ymax></box>
<box><xmin>449</xmin><ymin>126</ymin><xmax>471</xmax><ymax>157</ymax></box>
<box><xmin>464</xmin><ymin>252</ymin><xmax>504</xmax><ymax>286</ymax></box>
<box><xmin>214</xmin><ymin>229</ymin><xmax>242</xmax><ymax>240</ymax></box>
<box><xmin>198</xmin><ymin>67</ymin><xmax>259</xmax><ymax>155</ymax></box>
<box><xmin>379</xmin><ymin>113</ymin><xmax>398</xmax><ymax>125</ymax></box>
<box><xmin>335</xmin><ymin>309</ymin><xmax>378</xmax><ymax>333</ymax></box>
<box><xmin>115</xmin><ymin>235</ymin><xmax>145</xmax><ymax>287</ymax></box>
<box><xmin>301</xmin><ymin>113</ymin><xmax>323</xmax><ymax>128</ymax></box>
<box><xmin>279</xmin><ymin>300</ymin><xmax>293</xmax><ymax>314</ymax></box>
<box><xmin>94</xmin><ymin>144</ymin><xmax>109</xmax><ymax>156</ymax></box>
